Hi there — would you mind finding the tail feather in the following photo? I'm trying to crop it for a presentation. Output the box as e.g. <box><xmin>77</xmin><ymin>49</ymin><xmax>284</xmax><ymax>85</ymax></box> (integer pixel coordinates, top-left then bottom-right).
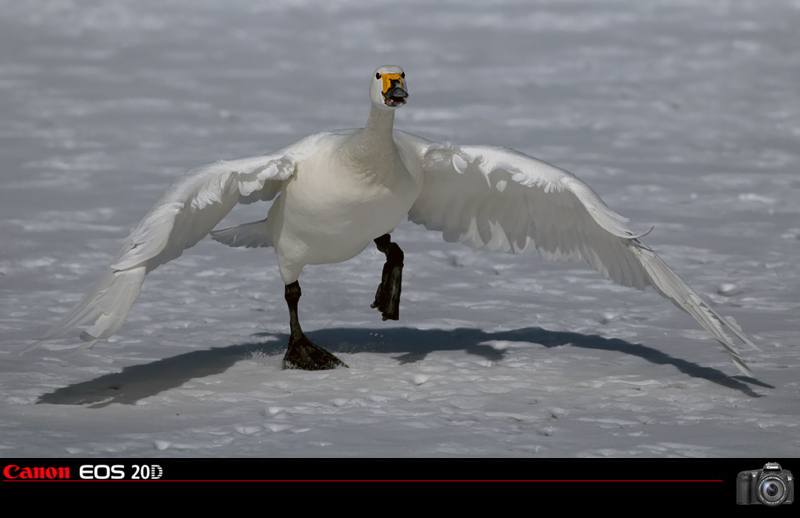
<box><xmin>22</xmin><ymin>266</ymin><xmax>146</xmax><ymax>354</ymax></box>
<box><xmin>631</xmin><ymin>242</ymin><xmax>756</xmax><ymax>377</ymax></box>
<box><xmin>210</xmin><ymin>218</ymin><xmax>271</xmax><ymax>248</ymax></box>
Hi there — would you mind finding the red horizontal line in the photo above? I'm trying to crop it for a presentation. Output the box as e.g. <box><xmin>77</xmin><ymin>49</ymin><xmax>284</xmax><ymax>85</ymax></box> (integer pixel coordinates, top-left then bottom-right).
<box><xmin>3</xmin><ymin>479</ymin><xmax>724</xmax><ymax>483</ymax></box>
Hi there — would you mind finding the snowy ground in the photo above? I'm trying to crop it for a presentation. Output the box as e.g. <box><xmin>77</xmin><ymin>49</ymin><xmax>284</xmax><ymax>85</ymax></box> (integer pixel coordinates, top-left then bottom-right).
<box><xmin>1</xmin><ymin>0</ymin><xmax>799</xmax><ymax>458</ymax></box>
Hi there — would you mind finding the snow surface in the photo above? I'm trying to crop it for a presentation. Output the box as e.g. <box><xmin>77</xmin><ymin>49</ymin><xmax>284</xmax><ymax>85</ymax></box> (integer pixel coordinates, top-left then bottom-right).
<box><xmin>1</xmin><ymin>0</ymin><xmax>798</xmax><ymax>458</ymax></box>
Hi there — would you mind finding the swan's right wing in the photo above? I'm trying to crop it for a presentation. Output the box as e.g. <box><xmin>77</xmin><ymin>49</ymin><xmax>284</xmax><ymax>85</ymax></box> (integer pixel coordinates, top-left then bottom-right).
<box><xmin>394</xmin><ymin>132</ymin><xmax>758</xmax><ymax>377</ymax></box>
<box><xmin>26</xmin><ymin>142</ymin><xmax>308</xmax><ymax>354</ymax></box>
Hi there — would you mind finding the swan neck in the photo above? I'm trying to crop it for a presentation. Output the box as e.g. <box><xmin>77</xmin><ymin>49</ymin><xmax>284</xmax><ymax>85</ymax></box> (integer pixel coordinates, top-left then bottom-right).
<box><xmin>364</xmin><ymin>104</ymin><xmax>395</xmax><ymax>138</ymax></box>
<box><xmin>343</xmin><ymin>104</ymin><xmax>396</xmax><ymax>160</ymax></box>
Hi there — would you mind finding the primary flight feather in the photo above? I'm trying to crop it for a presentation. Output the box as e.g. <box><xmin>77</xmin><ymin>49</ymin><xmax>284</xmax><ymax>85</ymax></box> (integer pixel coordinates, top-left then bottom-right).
<box><xmin>27</xmin><ymin>65</ymin><xmax>760</xmax><ymax>376</ymax></box>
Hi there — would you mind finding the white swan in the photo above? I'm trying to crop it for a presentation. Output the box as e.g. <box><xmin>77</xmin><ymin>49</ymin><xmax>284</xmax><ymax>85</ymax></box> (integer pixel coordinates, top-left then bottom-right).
<box><xmin>27</xmin><ymin>65</ymin><xmax>760</xmax><ymax>376</ymax></box>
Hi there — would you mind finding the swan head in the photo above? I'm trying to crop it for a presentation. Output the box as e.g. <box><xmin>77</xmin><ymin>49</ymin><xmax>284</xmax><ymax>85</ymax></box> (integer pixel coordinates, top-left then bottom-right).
<box><xmin>370</xmin><ymin>65</ymin><xmax>408</xmax><ymax>111</ymax></box>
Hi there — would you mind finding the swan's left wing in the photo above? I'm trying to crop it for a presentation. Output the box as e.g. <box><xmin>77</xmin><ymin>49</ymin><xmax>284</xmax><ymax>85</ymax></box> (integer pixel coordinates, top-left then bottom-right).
<box><xmin>25</xmin><ymin>147</ymin><xmax>302</xmax><ymax>354</ymax></box>
<box><xmin>394</xmin><ymin>131</ymin><xmax>759</xmax><ymax>377</ymax></box>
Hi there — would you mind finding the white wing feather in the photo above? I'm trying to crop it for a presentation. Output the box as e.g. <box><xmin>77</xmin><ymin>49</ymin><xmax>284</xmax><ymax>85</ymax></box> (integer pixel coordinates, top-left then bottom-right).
<box><xmin>396</xmin><ymin>132</ymin><xmax>759</xmax><ymax>377</ymax></box>
<box><xmin>25</xmin><ymin>149</ymin><xmax>300</xmax><ymax>353</ymax></box>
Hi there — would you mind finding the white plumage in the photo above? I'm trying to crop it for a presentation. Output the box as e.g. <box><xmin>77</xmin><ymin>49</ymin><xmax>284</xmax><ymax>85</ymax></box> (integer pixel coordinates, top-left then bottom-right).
<box><xmin>27</xmin><ymin>65</ymin><xmax>760</xmax><ymax>376</ymax></box>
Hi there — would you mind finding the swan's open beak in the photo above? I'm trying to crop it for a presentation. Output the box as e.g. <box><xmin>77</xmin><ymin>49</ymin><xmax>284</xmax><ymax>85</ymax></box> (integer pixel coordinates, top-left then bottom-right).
<box><xmin>382</xmin><ymin>74</ymin><xmax>408</xmax><ymax>107</ymax></box>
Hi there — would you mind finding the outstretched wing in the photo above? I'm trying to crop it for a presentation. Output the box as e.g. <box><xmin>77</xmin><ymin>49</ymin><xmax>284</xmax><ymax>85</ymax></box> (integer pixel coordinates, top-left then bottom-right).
<box><xmin>26</xmin><ymin>146</ymin><xmax>303</xmax><ymax>354</ymax></box>
<box><xmin>395</xmin><ymin>131</ymin><xmax>759</xmax><ymax>376</ymax></box>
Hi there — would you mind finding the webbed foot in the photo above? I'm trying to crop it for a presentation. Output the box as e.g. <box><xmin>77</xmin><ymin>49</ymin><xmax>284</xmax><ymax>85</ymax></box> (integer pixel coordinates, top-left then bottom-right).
<box><xmin>283</xmin><ymin>280</ymin><xmax>348</xmax><ymax>370</ymax></box>
<box><xmin>282</xmin><ymin>335</ymin><xmax>348</xmax><ymax>370</ymax></box>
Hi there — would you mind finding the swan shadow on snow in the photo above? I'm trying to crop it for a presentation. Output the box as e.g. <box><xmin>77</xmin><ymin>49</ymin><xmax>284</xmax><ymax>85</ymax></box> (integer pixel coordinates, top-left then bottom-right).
<box><xmin>36</xmin><ymin>326</ymin><xmax>769</xmax><ymax>407</ymax></box>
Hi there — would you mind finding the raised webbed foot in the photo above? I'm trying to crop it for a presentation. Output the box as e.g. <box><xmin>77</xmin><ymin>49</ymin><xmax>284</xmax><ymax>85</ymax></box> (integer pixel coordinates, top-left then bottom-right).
<box><xmin>371</xmin><ymin>235</ymin><xmax>404</xmax><ymax>321</ymax></box>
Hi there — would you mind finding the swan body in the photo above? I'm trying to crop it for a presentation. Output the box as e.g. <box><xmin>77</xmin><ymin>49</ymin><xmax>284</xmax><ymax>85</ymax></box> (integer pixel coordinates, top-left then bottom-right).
<box><xmin>267</xmin><ymin>128</ymin><xmax>422</xmax><ymax>282</ymax></box>
<box><xmin>27</xmin><ymin>65</ymin><xmax>760</xmax><ymax>377</ymax></box>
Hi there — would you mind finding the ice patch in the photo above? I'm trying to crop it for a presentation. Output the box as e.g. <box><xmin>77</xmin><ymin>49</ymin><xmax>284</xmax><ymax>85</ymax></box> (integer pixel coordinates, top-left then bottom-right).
<box><xmin>716</xmin><ymin>283</ymin><xmax>740</xmax><ymax>296</ymax></box>
<box><xmin>263</xmin><ymin>423</ymin><xmax>292</xmax><ymax>432</ymax></box>
<box><xmin>413</xmin><ymin>374</ymin><xmax>431</xmax><ymax>385</ymax></box>
<box><xmin>234</xmin><ymin>425</ymin><xmax>261</xmax><ymax>435</ymax></box>
<box><xmin>19</xmin><ymin>257</ymin><xmax>57</xmax><ymax>269</ymax></box>
<box><xmin>738</xmin><ymin>193</ymin><xmax>776</xmax><ymax>204</ymax></box>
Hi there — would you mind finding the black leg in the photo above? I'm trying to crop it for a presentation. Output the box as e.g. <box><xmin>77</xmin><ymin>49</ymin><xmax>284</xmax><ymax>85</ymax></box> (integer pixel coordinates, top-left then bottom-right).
<box><xmin>281</xmin><ymin>281</ymin><xmax>348</xmax><ymax>370</ymax></box>
<box><xmin>371</xmin><ymin>234</ymin><xmax>404</xmax><ymax>321</ymax></box>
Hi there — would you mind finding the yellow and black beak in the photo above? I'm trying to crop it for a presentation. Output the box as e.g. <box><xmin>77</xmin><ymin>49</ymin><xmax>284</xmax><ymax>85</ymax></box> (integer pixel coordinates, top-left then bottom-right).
<box><xmin>381</xmin><ymin>74</ymin><xmax>408</xmax><ymax>107</ymax></box>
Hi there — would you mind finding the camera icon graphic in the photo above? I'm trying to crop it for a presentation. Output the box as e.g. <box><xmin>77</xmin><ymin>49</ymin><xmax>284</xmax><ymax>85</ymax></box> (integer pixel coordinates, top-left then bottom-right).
<box><xmin>737</xmin><ymin>462</ymin><xmax>794</xmax><ymax>506</ymax></box>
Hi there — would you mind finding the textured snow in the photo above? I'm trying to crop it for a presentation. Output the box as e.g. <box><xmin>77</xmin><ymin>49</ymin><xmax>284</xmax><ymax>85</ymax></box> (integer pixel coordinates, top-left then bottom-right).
<box><xmin>1</xmin><ymin>0</ymin><xmax>799</xmax><ymax>457</ymax></box>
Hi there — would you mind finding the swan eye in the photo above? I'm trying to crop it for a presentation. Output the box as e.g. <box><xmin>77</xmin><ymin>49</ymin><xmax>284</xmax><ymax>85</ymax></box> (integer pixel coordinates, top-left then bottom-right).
<box><xmin>401</xmin><ymin>72</ymin><xmax>405</xmax><ymax>78</ymax></box>
<box><xmin>376</xmin><ymin>73</ymin><xmax>381</xmax><ymax>80</ymax></box>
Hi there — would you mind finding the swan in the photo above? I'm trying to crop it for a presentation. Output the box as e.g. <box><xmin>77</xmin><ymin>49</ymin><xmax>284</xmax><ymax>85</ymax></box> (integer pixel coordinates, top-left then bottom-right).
<box><xmin>26</xmin><ymin>65</ymin><xmax>760</xmax><ymax>376</ymax></box>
